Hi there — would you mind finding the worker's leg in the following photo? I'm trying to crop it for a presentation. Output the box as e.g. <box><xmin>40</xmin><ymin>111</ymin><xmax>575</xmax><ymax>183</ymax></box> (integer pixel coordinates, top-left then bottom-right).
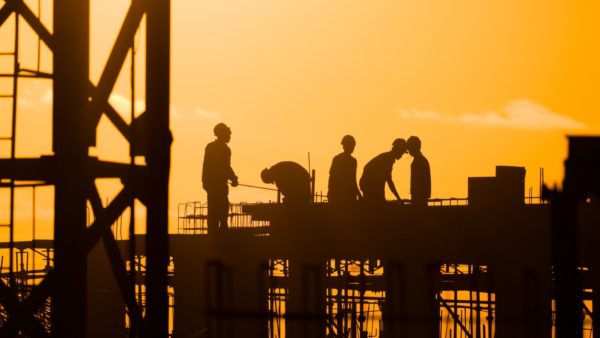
<box><xmin>411</xmin><ymin>196</ymin><xmax>428</xmax><ymax>207</ymax></box>
<box><xmin>216</xmin><ymin>192</ymin><xmax>230</xmax><ymax>230</ymax></box>
<box><xmin>207</xmin><ymin>187</ymin><xmax>229</xmax><ymax>234</ymax></box>
<box><xmin>206</xmin><ymin>191</ymin><xmax>218</xmax><ymax>234</ymax></box>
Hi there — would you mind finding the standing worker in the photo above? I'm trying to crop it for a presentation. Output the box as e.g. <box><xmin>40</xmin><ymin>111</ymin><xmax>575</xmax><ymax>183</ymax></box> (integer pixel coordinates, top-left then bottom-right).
<box><xmin>407</xmin><ymin>136</ymin><xmax>431</xmax><ymax>206</ymax></box>
<box><xmin>202</xmin><ymin>123</ymin><xmax>238</xmax><ymax>234</ymax></box>
<box><xmin>328</xmin><ymin>135</ymin><xmax>361</xmax><ymax>203</ymax></box>
<box><xmin>261</xmin><ymin>161</ymin><xmax>311</xmax><ymax>205</ymax></box>
<box><xmin>359</xmin><ymin>139</ymin><xmax>407</xmax><ymax>203</ymax></box>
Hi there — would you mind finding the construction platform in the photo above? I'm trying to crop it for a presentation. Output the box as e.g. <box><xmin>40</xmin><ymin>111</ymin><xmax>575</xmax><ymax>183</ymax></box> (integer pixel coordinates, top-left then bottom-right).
<box><xmin>3</xmin><ymin>197</ymin><xmax>599</xmax><ymax>338</ymax></box>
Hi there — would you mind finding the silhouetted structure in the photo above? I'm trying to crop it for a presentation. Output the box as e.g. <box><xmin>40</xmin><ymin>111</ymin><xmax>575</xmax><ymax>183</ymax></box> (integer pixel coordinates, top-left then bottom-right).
<box><xmin>0</xmin><ymin>1</ymin><xmax>171</xmax><ymax>337</ymax></box>
<box><xmin>202</xmin><ymin>123</ymin><xmax>239</xmax><ymax>233</ymax></box>
<box><xmin>359</xmin><ymin>138</ymin><xmax>407</xmax><ymax>202</ymax></box>
<box><xmin>261</xmin><ymin>161</ymin><xmax>311</xmax><ymax>204</ymax></box>
<box><xmin>328</xmin><ymin>135</ymin><xmax>361</xmax><ymax>203</ymax></box>
<box><xmin>407</xmin><ymin>136</ymin><xmax>431</xmax><ymax>206</ymax></box>
<box><xmin>546</xmin><ymin>136</ymin><xmax>600</xmax><ymax>338</ymax></box>
<box><xmin>468</xmin><ymin>166</ymin><xmax>525</xmax><ymax>207</ymax></box>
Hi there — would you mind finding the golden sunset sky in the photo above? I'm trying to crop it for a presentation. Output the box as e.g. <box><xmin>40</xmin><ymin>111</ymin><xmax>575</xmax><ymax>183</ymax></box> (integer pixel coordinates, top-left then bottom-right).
<box><xmin>1</xmin><ymin>0</ymin><xmax>599</xmax><ymax>238</ymax></box>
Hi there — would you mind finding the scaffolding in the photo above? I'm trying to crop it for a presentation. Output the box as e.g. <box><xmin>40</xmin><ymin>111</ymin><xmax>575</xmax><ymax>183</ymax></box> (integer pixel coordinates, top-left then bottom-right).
<box><xmin>0</xmin><ymin>0</ymin><xmax>172</xmax><ymax>337</ymax></box>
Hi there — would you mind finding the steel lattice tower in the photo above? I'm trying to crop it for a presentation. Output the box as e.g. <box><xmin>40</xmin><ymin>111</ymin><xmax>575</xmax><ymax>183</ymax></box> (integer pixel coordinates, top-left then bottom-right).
<box><xmin>0</xmin><ymin>0</ymin><xmax>171</xmax><ymax>336</ymax></box>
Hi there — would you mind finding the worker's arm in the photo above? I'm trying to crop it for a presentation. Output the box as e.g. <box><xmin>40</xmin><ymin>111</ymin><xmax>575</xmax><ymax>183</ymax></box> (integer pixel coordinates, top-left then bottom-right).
<box><xmin>227</xmin><ymin>164</ymin><xmax>238</xmax><ymax>186</ymax></box>
<box><xmin>351</xmin><ymin>159</ymin><xmax>362</xmax><ymax>199</ymax></box>
<box><xmin>425</xmin><ymin>160</ymin><xmax>431</xmax><ymax>198</ymax></box>
<box><xmin>229</xmin><ymin>171</ymin><xmax>239</xmax><ymax>187</ymax></box>
<box><xmin>387</xmin><ymin>178</ymin><xmax>401</xmax><ymax>202</ymax></box>
<box><xmin>202</xmin><ymin>145</ymin><xmax>211</xmax><ymax>191</ymax></box>
<box><xmin>226</xmin><ymin>147</ymin><xmax>239</xmax><ymax>187</ymax></box>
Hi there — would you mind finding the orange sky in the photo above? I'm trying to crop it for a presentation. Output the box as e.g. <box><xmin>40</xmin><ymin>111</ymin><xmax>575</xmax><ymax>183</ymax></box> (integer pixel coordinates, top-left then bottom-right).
<box><xmin>1</xmin><ymin>0</ymin><xmax>599</xmax><ymax>238</ymax></box>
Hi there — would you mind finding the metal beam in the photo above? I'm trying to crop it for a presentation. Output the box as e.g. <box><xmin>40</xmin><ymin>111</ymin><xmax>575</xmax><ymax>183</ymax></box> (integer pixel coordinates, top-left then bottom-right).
<box><xmin>102</xmin><ymin>232</ymin><xmax>145</xmax><ymax>335</ymax></box>
<box><xmin>86</xmin><ymin>187</ymin><xmax>133</xmax><ymax>252</ymax></box>
<box><xmin>0</xmin><ymin>2</ymin><xmax>14</xmax><ymax>27</ymax></box>
<box><xmin>11</xmin><ymin>0</ymin><xmax>54</xmax><ymax>50</ymax></box>
<box><xmin>90</xmin><ymin>0</ymin><xmax>145</xmax><ymax>134</ymax></box>
<box><xmin>88</xmin><ymin>185</ymin><xmax>144</xmax><ymax>335</ymax></box>
<box><xmin>52</xmin><ymin>0</ymin><xmax>90</xmax><ymax>336</ymax></box>
<box><xmin>145</xmin><ymin>0</ymin><xmax>171</xmax><ymax>336</ymax></box>
<box><xmin>0</xmin><ymin>279</ymin><xmax>50</xmax><ymax>338</ymax></box>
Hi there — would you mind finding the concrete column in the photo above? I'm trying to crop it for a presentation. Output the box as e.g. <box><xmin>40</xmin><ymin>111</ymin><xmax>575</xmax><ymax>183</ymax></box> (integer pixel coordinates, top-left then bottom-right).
<box><xmin>172</xmin><ymin>253</ymin><xmax>207</xmax><ymax>338</ymax></box>
<box><xmin>494</xmin><ymin>264</ymin><xmax>551</xmax><ymax>338</ymax></box>
<box><xmin>382</xmin><ymin>261</ymin><xmax>439</xmax><ymax>338</ymax></box>
<box><xmin>286</xmin><ymin>259</ymin><xmax>326</xmax><ymax>338</ymax></box>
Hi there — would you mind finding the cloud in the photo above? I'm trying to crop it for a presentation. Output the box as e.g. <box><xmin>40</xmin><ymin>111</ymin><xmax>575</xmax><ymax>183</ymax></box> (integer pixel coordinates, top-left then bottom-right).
<box><xmin>169</xmin><ymin>107</ymin><xmax>221</xmax><ymax>121</ymax></box>
<box><xmin>16</xmin><ymin>89</ymin><xmax>146</xmax><ymax>114</ymax></box>
<box><xmin>108</xmin><ymin>93</ymin><xmax>146</xmax><ymax>113</ymax></box>
<box><xmin>194</xmin><ymin>108</ymin><xmax>221</xmax><ymax>120</ymax></box>
<box><xmin>398</xmin><ymin>99</ymin><xmax>587</xmax><ymax>132</ymax></box>
<box><xmin>18</xmin><ymin>86</ymin><xmax>221</xmax><ymax>123</ymax></box>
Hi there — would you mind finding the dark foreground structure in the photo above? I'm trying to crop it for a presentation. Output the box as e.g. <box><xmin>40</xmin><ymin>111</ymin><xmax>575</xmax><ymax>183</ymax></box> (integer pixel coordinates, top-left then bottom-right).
<box><xmin>0</xmin><ymin>0</ymin><xmax>171</xmax><ymax>336</ymax></box>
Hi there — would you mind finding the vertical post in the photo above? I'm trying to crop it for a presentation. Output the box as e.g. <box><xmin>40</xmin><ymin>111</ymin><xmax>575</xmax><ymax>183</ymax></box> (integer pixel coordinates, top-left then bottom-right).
<box><xmin>311</xmin><ymin>169</ymin><xmax>316</xmax><ymax>203</ymax></box>
<box><xmin>552</xmin><ymin>196</ymin><xmax>582</xmax><ymax>338</ymax></box>
<box><xmin>52</xmin><ymin>0</ymin><xmax>90</xmax><ymax>336</ymax></box>
<box><xmin>145</xmin><ymin>0</ymin><xmax>171</xmax><ymax>336</ymax></box>
<box><xmin>8</xmin><ymin>4</ymin><xmax>20</xmax><ymax>288</ymax></box>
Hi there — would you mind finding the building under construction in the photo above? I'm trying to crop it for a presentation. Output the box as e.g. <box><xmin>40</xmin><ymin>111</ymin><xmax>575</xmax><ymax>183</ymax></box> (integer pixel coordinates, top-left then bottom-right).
<box><xmin>0</xmin><ymin>1</ymin><xmax>600</xmax><ymax>338</ymax></box>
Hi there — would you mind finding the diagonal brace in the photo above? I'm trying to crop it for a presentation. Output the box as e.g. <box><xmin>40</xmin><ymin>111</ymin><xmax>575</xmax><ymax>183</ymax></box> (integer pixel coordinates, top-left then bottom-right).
<box><xmin>0</xmin><ymin>274</ymin><xmax>53</xmax><ymax>338</ymax></box>
<box><xmin>90</xmin><ymin>0</ymin><xmax>146</xmax><ymax>127</ymax></box>
<box><xmin>0</xmin><ymin>1</ymin><xmax>14</xmax><ymax>27</ymax></box>
<box><xmin>88</xmin><ymin>184</ymin><xmax>145</xmax><ymax>335</ymax></box>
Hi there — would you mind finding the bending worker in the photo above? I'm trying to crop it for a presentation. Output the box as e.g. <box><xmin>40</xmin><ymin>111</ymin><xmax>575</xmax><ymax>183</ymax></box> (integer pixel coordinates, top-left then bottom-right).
<box><xmin>359</xmin><ymin>138</ymin><xmax>407</xmax><ymax>203</ymax></box>
<box><xmin>261</xmin><ymin>161</ymin><xmax>311</xmax><ymax>204</ymax></box>
<box><xmin>328</xmin><ymin>135</ymin><xmax>361</xmax><ymax>203</ymax></box>
<box><xmin>202</xmin><ymin>123</ymin><xmax>238</xmax><ymax>233</ymax></box>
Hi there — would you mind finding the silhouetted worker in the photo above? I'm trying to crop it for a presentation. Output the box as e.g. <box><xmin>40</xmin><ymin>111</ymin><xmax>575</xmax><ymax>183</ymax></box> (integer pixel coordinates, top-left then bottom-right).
<box><xmin>202</xmin><ymin>123</ymin><xmax>238</xmax><ymax>234</ymax></box>
<box><xmin>407</xmin><ymin>136</ymin><xmax>431</xmax><ymax>206</ymax></box>
<box><xmin>328</xmin><ymin>135</ymin><xmax>361</xmax><ymax>203</ymax></box>
<box><xmin>261</xmin><ymin>162</ymin><xmax>311</xmax><ymax>204</ymax></box>
<box><xmin>359</xmin><ymin>139</ymin><xmax>407</xmax><ymax>203</ymax></box>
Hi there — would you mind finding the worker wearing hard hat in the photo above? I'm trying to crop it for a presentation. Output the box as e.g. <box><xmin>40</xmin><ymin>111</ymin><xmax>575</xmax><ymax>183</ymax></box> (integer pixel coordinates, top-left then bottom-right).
<box><xmin>328</xmin><ymin>135</ymin><xmax>362</xmax><ymax>203</ymax></box>
<box><xmin>359</xmin><ymin>138</ymin><xmax>407</xmax><ymax>203</ymax></box>
<box><xmin>261</xmin><ymin>162</ymin><xmax>311</xmax><ymax>205</ymax></box>
<box><xmin>407</xmin><ymin>136</ymin><xmax>431</xmax><ymax>207</ymax></box>
<box><xmin>202</xmin><ymin>123</ymin><xmax>238</xmax><ymax>234</ymax></box>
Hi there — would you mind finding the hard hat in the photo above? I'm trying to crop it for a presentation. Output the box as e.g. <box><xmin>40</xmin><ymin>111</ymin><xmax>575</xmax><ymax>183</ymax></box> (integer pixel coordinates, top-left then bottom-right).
<box><xmin>213</xmin><ymin>123</ymin><xmax>231</xmax><ymax>137</ymax></box>
<box><xmin>407</xmin><ymin>136</ymin><xmax>421</xmax><ymax>147</ymax></box>
<box><xmin>341</xmin><ymin>135</ymin><xmax>356</xmax><ymax>146</ymax></box>
<box><xmin>392</xmin><ymin>138</ymin><xmax>406</xmax><ymax>147</ymax></box>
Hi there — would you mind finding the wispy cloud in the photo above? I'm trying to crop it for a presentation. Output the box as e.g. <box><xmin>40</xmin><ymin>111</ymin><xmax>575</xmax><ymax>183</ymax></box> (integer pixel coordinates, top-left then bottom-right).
<box><xmin>20</xmin><ymin>89</ymin><xmax>147</xmax><ymax>114</ymax></box>
<box><xmin>398</xmin><ymin>99</ymin><xmax>587</xmax><ymax>132</ymax></box>
<box><xmin>19</xmin><ymin>87</ymin><xmax>222</xmax><ymax>123</ymax></box>
<box><xmin>169</xmin><ymin>107</ymin><xmax>221</xmax><ymax>121</ymax></box>
<box><xmin>108</xmin><ymin>93</ymin><xmax>146</xmax><ymax>113</ymax></box>
<box><xmin>194</xmin><ymin>108</ymin><xmax>221</xmax><ymax>120</ymax></box>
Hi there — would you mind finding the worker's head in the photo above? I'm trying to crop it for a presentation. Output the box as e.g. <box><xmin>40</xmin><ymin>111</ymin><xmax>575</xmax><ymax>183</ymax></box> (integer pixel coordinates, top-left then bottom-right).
<box><xmin>341</xmin><ymin>135</ymin><xmax>356</xmax><ymax>154</ymax></box>
<box><xmin>407</xmin><ymin>136</ymin><xmax>421</xmax><ymax>156</ymax></box>
<box><xmin>391</xmin><ymin>138</ymin><xmax>407</xmax><ymax>159</ymax></box>
<box><xmin>214</xmin><ymin>123</ymin><xmax>232</xmax><ymax>143</ymax></box>
<box><xmin>261</xmin><ymin>168</ymin><xmax>274</xmax><ymax>184</ymax></box>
